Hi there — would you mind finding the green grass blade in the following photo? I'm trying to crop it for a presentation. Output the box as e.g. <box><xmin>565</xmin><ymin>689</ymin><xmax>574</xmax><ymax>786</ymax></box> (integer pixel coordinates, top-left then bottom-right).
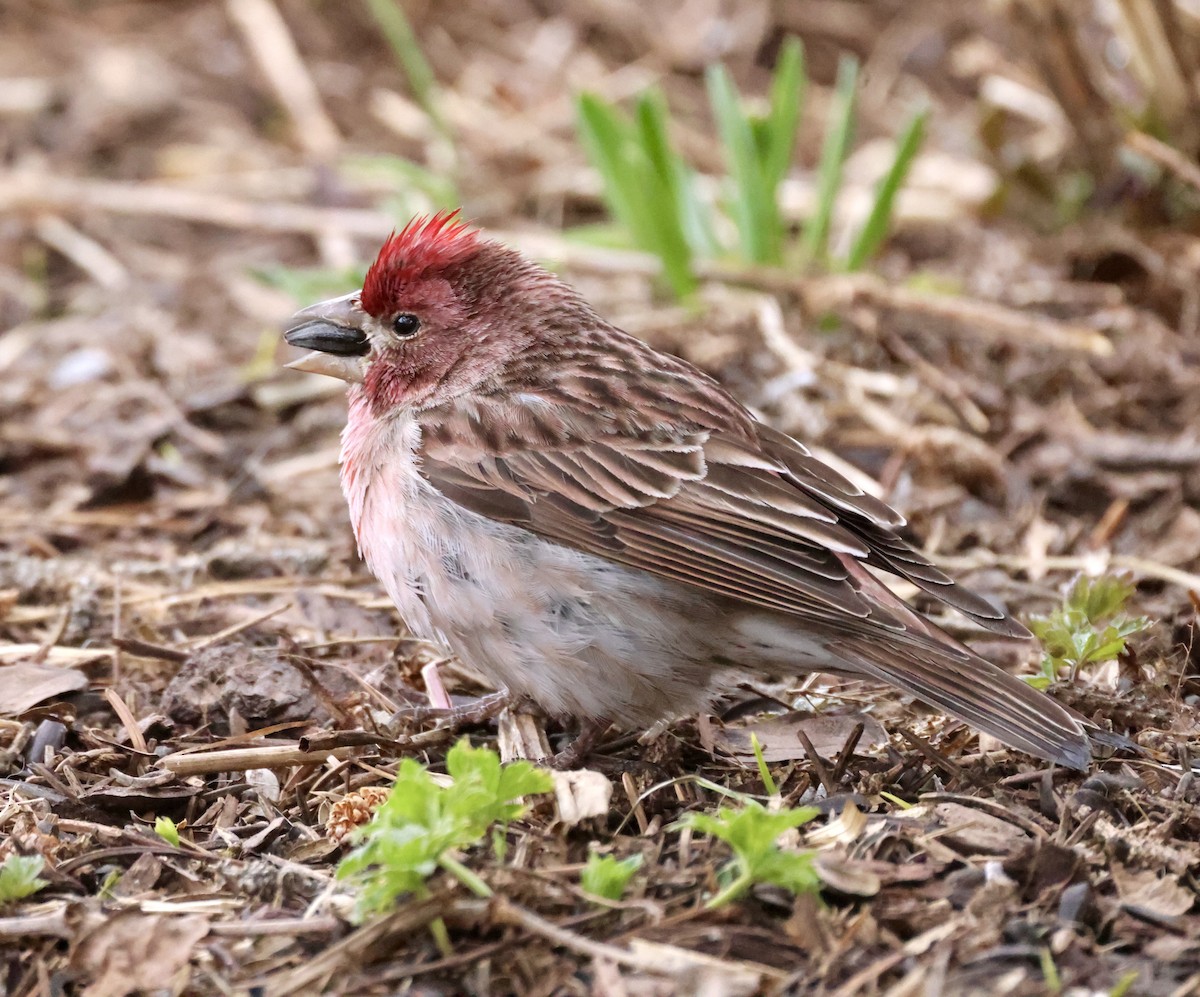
<box><xmin>577</xmin><ymin>93</ymin><xmax>695</xmax><ymax>297</ymax></box>
<box><xmin>802</xmin><ymin>54</ymin><xmax>859</xmax><ymax>264</ymax></box>
<box><xmin>632</xmin><ymin>94</ymin><xmax>696</xmax><ymax>295</ymax></box>
<box><xmin>577</xmin><ymin>94</ymin><xmax>643</xmax><ymax>241</ymax></box>
<box><xmin>763</xmin><ymin>37</ymin><xmax>805</xmax><ymax>189</ymax></box>
<box><xmin>362</xmin><ymin>0</ymin><xmax>446</xmax><ymax>134</ymax></box>
<box><xmin>843</xmin><ymin>106</ymin><xmax>927</xmax><ymax>271</ymax></box>
<box><xmin>635</xmin><ymin>91</ymin><xmax>718</xmax><ymax>258</ymax></box>
<box><xmin>706</xmin><ymin>64</ymin><xmax>776</xmax><ymax>263</ymax></box>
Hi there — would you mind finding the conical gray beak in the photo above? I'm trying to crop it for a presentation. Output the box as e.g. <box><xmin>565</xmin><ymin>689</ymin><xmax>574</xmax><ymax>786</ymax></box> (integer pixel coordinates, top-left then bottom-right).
<box><xmin>282</xmin><ymin>291</ymin><xmax>369</xmax><ymax>383</ymax></box>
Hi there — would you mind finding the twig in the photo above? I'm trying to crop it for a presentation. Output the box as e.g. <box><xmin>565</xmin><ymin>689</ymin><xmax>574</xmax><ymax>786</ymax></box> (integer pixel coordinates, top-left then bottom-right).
<box><xmin>830</xmin><ymin>722</ymin><xmax>866</xmax><ymax>785</ymax></box>
<box><xmin>111</xmin><ymin>570</ymin><xmax>123</xmax><ymax>685</ymax></box>
<box><xmin>796</xmin><ymin>729</ymin><xmax>837</xmax><ymax>795</ymax></box>
<box><xmin>225</xmin><ymin>0</ymin><xmax>340</xmax><ymax>158</ymax></box>
<box><xmin>0</xmin><ymin>173</ymin><xmax>393</xmax><ymax>239</ymax></box>
<box><xmin>263</xmin><ymin>897</ymin><xmax>469</xmax><ymax>996</ymax></box>
<box><xmin>185</xmin><ymin>601</ymin><xmax>292</xmax><ymax>651</ymax></box>
<box><xmin>103</xmin><ymin>687</ymin><xmax>148</xmax><ymax>754</ymax></box>
<box><xmin>0</xmin><ymin>905</ymin><xmax>103</xmax><ymax>940</ymax></box>
<box><xmin>208</xmin><ymin>915</ymin><xmax>342</xmax><ymax>937</ymax></box>
<box><xmin>795</xmin><ymin>272</ymin><xmax>1114</xmax><ymax>356</ymax></box>
<box><xmin>112</xmin><ymin>637</ymin><xmax>188</xmax><ymax>663</ymax></box>
<box><xmin>298</xmin><ymin>729</ymin><xmax>426</xmax><ymax>752</ymax></box>
<box><xmin>878</xmin><ymin>328</ymin><xmax>989</xmax><ymax>433</ymax></box>
<box><xmin>938</xmin><ymin>551</ymin><xmax>1200</xmax><ymax>594</ymax></box>
<box><xmin>34</xmin><ymin>215</ymin><xmax>129</xmax><ymax>289</ymax></box>
<box><xmin>898</xmin><ymin>729</ymin><xmax>962</xmax><ymax>781</ymax></box>
<box><xmin>489</xmin><ymin>895</ymin><xmax>774</xmax><ymax>978</ymax></box>
<box><xmin>1125</xmin><ymin>130</ymin><xmax>1200</xmax><ymax>193</ymax></box>
<box><xmin>158</xmin><ymin>743</ymin><xmax>357</xmax><ymax>776</ymax></box>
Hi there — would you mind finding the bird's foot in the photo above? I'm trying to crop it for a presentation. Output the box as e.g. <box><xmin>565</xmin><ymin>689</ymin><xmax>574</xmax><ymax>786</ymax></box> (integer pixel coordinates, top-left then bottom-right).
<box><xmin>549</xmin><ymin>718</ymin><xmax>611</xmax><ymax>770</ymax></box>
<box><xmin>388</xmin><ymin>690</ymin><xmax>511</xmax><ymax>732</ymax></box>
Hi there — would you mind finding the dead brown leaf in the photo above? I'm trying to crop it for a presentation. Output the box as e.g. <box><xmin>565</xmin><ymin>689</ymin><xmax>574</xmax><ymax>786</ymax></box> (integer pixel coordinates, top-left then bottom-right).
<box><xmin>716</xmin><ymin>712</ymin><xmax>888</xmax><ymax>762</ymax></box>
<box><xmin>70</xmin><ymin>911</ymin><xmax>210</xmax><ymax>997</ymax></box>
<box><xmin>1112</xmin><ymin>866</ymin><xmax>1195</xmax><ymax>920</ymax></box>
<box><xmin>0</xmin><ymin>660</ymin><xmax>87</xmax><ymax>714</ymax></box>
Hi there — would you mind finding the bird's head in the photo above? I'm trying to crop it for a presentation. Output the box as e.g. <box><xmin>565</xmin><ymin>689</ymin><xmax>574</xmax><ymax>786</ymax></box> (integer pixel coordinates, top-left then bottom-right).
<box><xmin>283</xmin><ymin>211</ymin><xmax>573</xmax><ymax>413</ymax></box>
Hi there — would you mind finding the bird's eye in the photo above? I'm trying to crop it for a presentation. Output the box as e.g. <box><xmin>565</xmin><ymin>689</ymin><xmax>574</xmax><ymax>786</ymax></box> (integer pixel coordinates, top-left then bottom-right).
<box><xmin>392</xmin><ymin>313</ymin><xmax>421</xmax><ymax>339</ymax></box>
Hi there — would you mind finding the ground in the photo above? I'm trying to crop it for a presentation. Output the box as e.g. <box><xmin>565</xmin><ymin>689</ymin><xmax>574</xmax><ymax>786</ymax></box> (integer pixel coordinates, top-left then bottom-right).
<box><xmin>1</xmin><ymin>1</ymin><xmax>1199</xmax><ymax>995</ymax></box>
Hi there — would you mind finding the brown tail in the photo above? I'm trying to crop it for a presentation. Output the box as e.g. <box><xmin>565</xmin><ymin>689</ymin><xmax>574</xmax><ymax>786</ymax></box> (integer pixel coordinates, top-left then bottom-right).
<box><xmin>829</xmin><ymin>634</ymin><xmax>1092</xmax><ymax>768</ymax></box>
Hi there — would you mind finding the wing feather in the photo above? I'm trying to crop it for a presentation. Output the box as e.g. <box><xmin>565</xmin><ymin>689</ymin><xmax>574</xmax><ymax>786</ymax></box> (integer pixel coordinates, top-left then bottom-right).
<box><xmin>416</xmin><ymin>387</ymin><xmax>1027</xmax><ymax>639</ymax></box>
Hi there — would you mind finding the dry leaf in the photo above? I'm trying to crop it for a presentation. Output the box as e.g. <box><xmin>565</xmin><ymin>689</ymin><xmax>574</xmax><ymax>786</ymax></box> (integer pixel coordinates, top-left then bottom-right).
<box><xmin>552</xmin><ymin>768</ymin><xmax>614</xmax><ymax>825</ymax></box>
<box><xmin>930</xmin><ymin>802</ymin><xmax>1029</xmax><ymax>854</ymax></box>
<box><xmin>807</xmin><ymin>803</ymin><xmax>868</xmax><ymax>847</ymax></box>
<box><xmin>1112</xmin><ymin>866</ymin><xmax>1194</xmax><ymax>919</ymax></box>
<box><xmin>813</xmin><ymin>853</ymin><xmax>881</xmax><ymax>896</ymax></box>
<box><xmin>0</xmin><ymin>661</ymin><xmax>88</xmax><ymax>714</ymax></box>
<box><xmin>716</xmin><ymin>712</ymin><xmax>888</xmax><ymax>762</ymax></box>
<box><xmin>71</xmin><ymin>911</ymin><xmax>209</xmax><ymax>997</ymax></box>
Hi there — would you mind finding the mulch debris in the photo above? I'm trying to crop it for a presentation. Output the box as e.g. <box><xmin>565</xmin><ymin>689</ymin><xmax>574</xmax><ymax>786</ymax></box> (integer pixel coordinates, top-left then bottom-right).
<box><xmin>2</xmin><ymin>1</ymin><xmax>1199</xmax><ymax>994</ymax></box>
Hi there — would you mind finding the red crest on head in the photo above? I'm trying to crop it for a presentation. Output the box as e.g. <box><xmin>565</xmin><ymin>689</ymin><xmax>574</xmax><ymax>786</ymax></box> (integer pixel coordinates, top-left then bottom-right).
<box><xmin>361</xmin><ymin>210</ymin><xmax>482</xmax><ymax>316</ymax></box>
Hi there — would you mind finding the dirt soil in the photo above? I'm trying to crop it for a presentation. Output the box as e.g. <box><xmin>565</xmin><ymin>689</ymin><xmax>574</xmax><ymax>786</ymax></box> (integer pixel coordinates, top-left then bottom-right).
<box><xmin>2</xmin><ymin>1</ymin><xmax>1200</xmax><ymax>995</ymax></box>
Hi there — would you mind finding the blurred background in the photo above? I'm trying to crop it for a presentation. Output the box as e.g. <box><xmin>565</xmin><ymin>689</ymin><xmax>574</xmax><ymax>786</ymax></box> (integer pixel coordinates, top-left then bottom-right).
<box><xmin>4</xmin><ymin>2</ymin><xmax>1200</xmax><ymax>992</ymax></box>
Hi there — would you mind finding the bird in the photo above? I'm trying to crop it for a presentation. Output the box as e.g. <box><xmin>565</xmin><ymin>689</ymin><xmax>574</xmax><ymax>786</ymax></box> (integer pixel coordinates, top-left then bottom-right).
<box><xmin>282</xmin><ymin>210</ymin><xmax>1116</xmax><ymax>770</ymax></box>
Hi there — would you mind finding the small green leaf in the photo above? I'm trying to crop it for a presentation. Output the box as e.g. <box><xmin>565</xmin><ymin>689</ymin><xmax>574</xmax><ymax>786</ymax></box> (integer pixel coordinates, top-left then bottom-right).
<box><xmin>581</xmin><ymin>852</ymin><xmax>643</xmax><ymax>901</ymax></box>
<box><xmin>0</xmin><ymin>854</ymin><xmax>48</xmax><ymax>904</ymax></box>
<box><xmin>336</xmin><ymin>740</ymin><xmax>553</xmax><ymax>921</ymax></box>
<box><xmin>681</xmin><ymin>801</ymin><xmax>820</xmax><ymax>908</ymax></box>
<box><xmin>1026</xmin><ymin>574</ymin><xmax>1151</xmax><ymax>686</ymax></box>
<box><xmin>154</xmin><ymin>816</ymin><xmax>181</xmax><ymax>848</ymax></box>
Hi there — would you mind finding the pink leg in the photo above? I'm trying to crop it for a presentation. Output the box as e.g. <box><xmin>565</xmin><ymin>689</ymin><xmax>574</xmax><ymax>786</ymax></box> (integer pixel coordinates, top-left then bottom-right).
<box><xmin>421</xmin><ymin>660</ymin><xmax>454</xmax><ymax>711</ymax></box>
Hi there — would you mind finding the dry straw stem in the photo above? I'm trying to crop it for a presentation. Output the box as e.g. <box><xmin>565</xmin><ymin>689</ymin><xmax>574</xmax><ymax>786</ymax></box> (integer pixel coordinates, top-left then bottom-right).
<box><xmin>264</xmin><ymin>896</ymin><xmax>469</xmax><ymax>996</ymax></box>
<box><xmin>792</xmin><ymin>272</ymin><xmax>1114</xmax><ymax>356</ymax></box>
<box><xmin>157</xmin><ymin>743</ymin><xmax>357</xmax><ymax>776</ymax></box>
<box><xmin>1126</xmin><ymin>129</ymin><xmax>1200</xmax><ymax>193</ymax></box>
<box><xmin>938</xmin><ymin>551</ymin><xmax>1200</xmax><ymax>594</ymax></box>
<box><xmin>225</xmin><ymin>0</ymin><xmax>341</xmax><ymax>158</ymax></box>
<box><xmin>490</xmin><ymin>895</ymin><xmax>786</xmax><ymax>987</ymax></box>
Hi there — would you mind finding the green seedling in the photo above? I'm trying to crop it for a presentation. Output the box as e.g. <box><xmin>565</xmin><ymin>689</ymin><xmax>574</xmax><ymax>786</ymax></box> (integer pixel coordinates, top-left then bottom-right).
<box><xmin>749</xmin><ymin>732</ymin><xmax>777</xmax><ymax>797</ymax></box>
<box><xmin>362</xmin><ymin>0</ymin><xmax>447</xmax><ymax>138</ymax></box>
<box><xmin>581</xmin><ymin>851</ymin><xmax>643</xmax><ymax>902</ymax></box>
<box><xmin>154</xmin><ymin>816</ymin><xmax>181</xmax><ymax>848</ymax></box>
<box><xmin>337</xmin><ymin>739</ymin><xmax>553</xmax><ymax>922</ymax></box>
<box><xmin>1026</xmin><ymin>574</ymin><xmax>1150</xmax><ymax>689</ymax></box>
<box><xmin>0</xmin><ymin>854</ymin><xmax>47</xmax><ymax>905</ymax></box>
<box><xmin>842</xmin><ymin>106</ymin><xmax>927</xmax><ymax>270</ymax></box>
<box><xmin>802</xmin><ymin>54</ymin><xmax>858</xmax><ymax>264</ymax></box>
<box><xmin>680</xmin><ymin>800</ymin><xmax>821</xmax><ymax>908</ymax></box>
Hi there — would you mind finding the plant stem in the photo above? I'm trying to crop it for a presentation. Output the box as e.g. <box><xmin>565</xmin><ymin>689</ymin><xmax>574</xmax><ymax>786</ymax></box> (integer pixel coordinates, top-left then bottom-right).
<box><xmin>704</xmin><ymin>871</ymin><xmax>752</xmax><ymax>909</ymax></box>
<box><xmin>439</xmin><ymin>853</ymin><xmax>493</xmax><ymax>898</ymax></box>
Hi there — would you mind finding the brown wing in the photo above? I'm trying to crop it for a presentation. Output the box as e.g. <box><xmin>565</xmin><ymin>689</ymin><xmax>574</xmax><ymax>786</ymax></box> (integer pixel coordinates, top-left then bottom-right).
<box><xmin>416</xmin><ymin>383</ymin><xmax>1027</xmax><ymax>639</ymax></box>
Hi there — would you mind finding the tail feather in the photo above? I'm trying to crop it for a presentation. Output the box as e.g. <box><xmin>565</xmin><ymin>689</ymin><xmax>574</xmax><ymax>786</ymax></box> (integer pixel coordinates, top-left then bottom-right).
<box><xmin>829</xmin><ymin>635</ymin><xmax>1093</xmax><ymax>769</ymax></box>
